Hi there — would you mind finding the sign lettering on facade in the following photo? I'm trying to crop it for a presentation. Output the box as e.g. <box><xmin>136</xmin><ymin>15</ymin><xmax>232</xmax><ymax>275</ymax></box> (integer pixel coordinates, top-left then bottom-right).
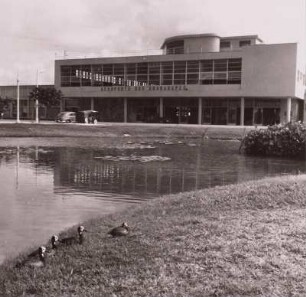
<box><xmin>100</xmin><ymin>85</ymin><xmax>189</xmax><ymax>92</ymax></box>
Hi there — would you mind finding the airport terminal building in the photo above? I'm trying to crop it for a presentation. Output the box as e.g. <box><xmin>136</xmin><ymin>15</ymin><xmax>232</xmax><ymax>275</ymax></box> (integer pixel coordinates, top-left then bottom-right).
<box><xmin>55</xmin><ymin>33</ymin><xmax>306</xmax><ymax>125</ymax></box>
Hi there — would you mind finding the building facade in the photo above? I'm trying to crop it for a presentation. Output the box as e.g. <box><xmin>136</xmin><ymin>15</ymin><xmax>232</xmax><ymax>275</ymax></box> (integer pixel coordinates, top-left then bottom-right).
<box><xmin>0</xmin><ymin>84</ymin><xmax>58</xmax><ymax>120</ymax></box>
<box><xmin>55</xmin><ymin>33</ymin><xmax>306</xmax><ymax>125</ymax></box>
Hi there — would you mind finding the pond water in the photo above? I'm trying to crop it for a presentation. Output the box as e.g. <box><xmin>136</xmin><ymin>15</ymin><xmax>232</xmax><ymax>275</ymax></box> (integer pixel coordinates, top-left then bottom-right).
<box><xmin>0</xmin><ymin>137</ymin><xmax>305</xmax><ymax>263</ymax></box>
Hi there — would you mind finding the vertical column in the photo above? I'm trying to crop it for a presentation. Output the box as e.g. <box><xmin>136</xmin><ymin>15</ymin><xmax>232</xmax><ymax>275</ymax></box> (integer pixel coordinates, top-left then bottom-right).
<box><xmin>159</xmin><ymin>97</ymin><xmax>164</xmax><ymax>118</ymax></box>
<box><xmin>90</xmin><ymin>97</ymin><xmax>94</xmax><ymax>110</ymax></box>
<box><xmin>240</xmin><ymin>97</ymin><xmax>245</xmax><ymax>126</ymax></box>
<box><xmin>198</xmin><ymin>97</ymin><xmax>202</xmax><ymax>125</ymax></box>
<box><xmin>286</xmin><ymin>97</ymin><xmax>291</xmax><ymax>123</ymax></box>
<box><xmin>124</xmin><ymin>97</ymin><xmax>127</xmax><ymax>123</ymax></box>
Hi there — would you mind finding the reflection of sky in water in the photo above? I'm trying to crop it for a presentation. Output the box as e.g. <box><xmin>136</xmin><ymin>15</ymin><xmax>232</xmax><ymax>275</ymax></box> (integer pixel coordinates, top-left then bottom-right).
<box><xmin>0</xmin><ymin>139</ymin><xmax>305</xmax><ymax>263</ymax></box>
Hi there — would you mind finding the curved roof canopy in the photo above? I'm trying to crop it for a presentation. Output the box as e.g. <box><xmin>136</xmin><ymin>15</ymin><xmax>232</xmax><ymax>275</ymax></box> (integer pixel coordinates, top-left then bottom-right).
<box><xmin>160</xmin><ymin>33</ymin><xmax>220</xmax><ymax>49</ymax></box>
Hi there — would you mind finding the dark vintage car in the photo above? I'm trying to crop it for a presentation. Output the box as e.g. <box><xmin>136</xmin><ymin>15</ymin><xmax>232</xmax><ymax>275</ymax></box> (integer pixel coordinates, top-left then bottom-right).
<box><xmin>76</xmin><ymin>110</ymin><xmax>99</xmax><ymax>124</ymax></box>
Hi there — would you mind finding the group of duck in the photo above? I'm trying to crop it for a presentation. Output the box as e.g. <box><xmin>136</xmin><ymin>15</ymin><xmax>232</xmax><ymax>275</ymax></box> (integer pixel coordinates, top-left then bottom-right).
<box><xmin>15</xmin><ymin>222</ymin><xmax>130</xmax><ymax>268</ymax></box>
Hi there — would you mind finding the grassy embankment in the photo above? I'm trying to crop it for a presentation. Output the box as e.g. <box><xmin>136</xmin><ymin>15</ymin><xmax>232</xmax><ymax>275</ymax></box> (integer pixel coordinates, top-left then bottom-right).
<box><xmin>0</xmin><ymin>174</ymin><xmax>305</xmax><ymax>297</ymax></box>
<box><xmin>0</xmin><ymin>122</ymin><xmax>254</xmax><ymax>140</ymax></box>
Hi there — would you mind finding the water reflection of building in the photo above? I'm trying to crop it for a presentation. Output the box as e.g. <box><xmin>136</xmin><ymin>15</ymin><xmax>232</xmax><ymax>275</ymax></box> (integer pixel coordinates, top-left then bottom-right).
<box><xmin>55</xmin><ymin>33</ymin><xmax>306</xmax><ymax>125</ymax></box>
<box><xmin>52</xmin><ymin>146</ymin><xmax>241</xmax><ymax>197</ymax></box>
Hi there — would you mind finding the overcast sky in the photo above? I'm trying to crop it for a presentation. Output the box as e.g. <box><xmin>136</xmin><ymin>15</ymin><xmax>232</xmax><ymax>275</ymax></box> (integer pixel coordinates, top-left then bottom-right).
<box><xmin>0</xmin><ymin>0</ymin><xmax>305</xmax><ymax>85</ymax></box>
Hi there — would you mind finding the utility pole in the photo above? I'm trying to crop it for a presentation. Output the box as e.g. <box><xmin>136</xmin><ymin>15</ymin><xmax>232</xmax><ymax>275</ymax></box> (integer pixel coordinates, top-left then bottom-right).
<box><xmin>16</xmin><ymin>76</ymin><xmax>20</xmax><ymax>123</ymax></box>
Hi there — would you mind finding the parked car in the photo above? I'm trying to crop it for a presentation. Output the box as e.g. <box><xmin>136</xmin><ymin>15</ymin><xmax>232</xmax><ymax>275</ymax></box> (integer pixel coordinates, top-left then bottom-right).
<box><xmin>55</xmin><ymin>111</ymin><xmax>76</xmax><ymax>123</ymax></box>
<box><xmin>76</xmin><ymin>110</ymin><xmax>99</xmax><ymax>124</ymax></box>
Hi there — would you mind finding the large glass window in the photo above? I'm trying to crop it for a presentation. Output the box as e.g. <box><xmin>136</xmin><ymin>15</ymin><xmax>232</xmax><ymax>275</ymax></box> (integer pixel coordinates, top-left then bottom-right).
<box><xmin>228</xmin><ymin>58</ymin><xmax>242</xmax><ymax>84</ymax></box>
<box><xmin>71</xmin><ymin>65</ymin><xmax>81</xmax><ymax>87</ymax></box>
<box><xmin>187</xmin><ymin>61</ymin><xmax>199</xmax><ymax>84</ymax></box>
<box><xmin>161</xmin><ymin>62</ymin><xmax>173</xmax><ymax>85</ymax></box>
<box><xmin>61</xmin><ymin>66</ymin><xmax>71</xmax><ymax>87</ymax></box>
<box><xmin>92</xmin><ymin>65</ymin><xmax>103</xmax><ymax>86</ymax></box>
<box><xmin>137</xmin><ymin>63</ymin><xmax>148</xmax><ymax>86</ymax></box>
<box><xmin>228</xmin><ymin>58</ymin><xmax>242</xmax><ymax>71</ymax></box>
<box><xmin>213</xmin><ymin>60</ymin><xmax>227</xmax><ymax>84</ymax></box>
<box><xmin>173</xmin><ymin>61</ymin><xmax>186</xmax><ymax>85</ymax></box>
<box><xmin>126</xmin><ymin>63</ymin><xmax>137</xmax><ymax>86</ymax></box>
<box><xmin>102</xmin><ymin>64</ymin><xmax>113</xmax><ymax>86</ymax></box>
<box><xmin>81</xmin><ymin>65</ymin><xmax>91</xmax><ymax>86</ymax></box>
<box><xmin>200</xmin><ymin>60</ymin><xmax>213</xmax><ymax>85</ymax></box>
<box><xmin>60</xmin><ymin>58</ymin><xmax>242</xmax><ymax>87</ymax></box>
<box><xmin>113</xmin><ymin>64</ymin><xmax>124</xmax><ymax>86</ymax></box>
<box><xmin>148</xmin><ymin>63</ymin><xmax>160</xmax><ymax>85</ymax></box>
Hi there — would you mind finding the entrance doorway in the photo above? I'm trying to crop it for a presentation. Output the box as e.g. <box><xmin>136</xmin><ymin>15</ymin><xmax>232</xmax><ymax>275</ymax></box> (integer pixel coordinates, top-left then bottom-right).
<box><xmin>263</xmin><ymin>108</ymin><xmax>280</xmax><ymax>125</ymax></box>
<box><xmin>211</xmin><ymin>108</ymin><xmax>227</xmax><ymax>125</ymax></box>
<box><xmin>244</xmin><ymin>108</ymin><xmax>253</xmax><ymax>125</ymax></box>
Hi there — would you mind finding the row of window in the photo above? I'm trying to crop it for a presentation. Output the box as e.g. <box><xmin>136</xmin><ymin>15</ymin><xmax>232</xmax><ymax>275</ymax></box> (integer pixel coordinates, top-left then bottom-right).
<box><xmin>60</xmin><ymin>58</ymin><xmax>242</xmax><ymax>87</ymax></box>
<box><xmin>220</xmin><ymin>40</ymin><xmax>251</xmax><ymax>49</ymax></box>
<box><xmin>165</xmin><ymin>39</ymin><xmax>252</xmax><ymax>54</ymax></box>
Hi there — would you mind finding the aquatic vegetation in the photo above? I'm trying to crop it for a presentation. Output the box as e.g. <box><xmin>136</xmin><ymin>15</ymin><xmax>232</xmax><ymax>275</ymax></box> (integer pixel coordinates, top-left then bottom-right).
<box><xmin>94</xmin><ymin>155</ymin><xmax>171</xmax><ymax>162</ymax></box>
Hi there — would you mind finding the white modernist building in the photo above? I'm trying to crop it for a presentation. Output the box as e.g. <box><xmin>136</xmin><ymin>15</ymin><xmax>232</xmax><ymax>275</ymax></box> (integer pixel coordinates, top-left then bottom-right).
<box><xmin>55</xmin><ymin>33</ymin><xmax>306</xmax><ymax>125</ymax></box>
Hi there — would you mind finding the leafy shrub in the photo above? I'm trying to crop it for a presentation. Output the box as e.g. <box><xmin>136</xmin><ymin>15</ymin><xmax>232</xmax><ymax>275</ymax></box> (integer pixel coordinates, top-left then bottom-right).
<box><xmin>241</xmin><ymin>122</ymin><xmax>306</xmax><ymax>158</ymax></box>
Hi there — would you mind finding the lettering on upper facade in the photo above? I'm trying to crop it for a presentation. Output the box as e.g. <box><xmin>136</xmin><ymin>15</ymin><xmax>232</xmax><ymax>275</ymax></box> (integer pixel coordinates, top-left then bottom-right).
<box><xmin>100</xmin><ymin>85</ymin><xmax>189</xmax><ymax>92</ymax></box>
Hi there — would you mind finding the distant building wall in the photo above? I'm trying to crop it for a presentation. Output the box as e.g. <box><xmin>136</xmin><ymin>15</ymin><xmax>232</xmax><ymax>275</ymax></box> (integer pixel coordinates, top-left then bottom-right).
<box><xmin>0</xmin><ymin>84</ymin><xmax>57</xmax><ymax>120</ymax></box>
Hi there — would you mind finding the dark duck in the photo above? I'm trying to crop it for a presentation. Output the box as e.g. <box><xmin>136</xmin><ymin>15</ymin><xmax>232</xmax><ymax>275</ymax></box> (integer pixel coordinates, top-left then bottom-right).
<box><xmin>45</xmin><ymin>235</ymin><xmax>59</xmax><ymax>256</ymax></box>
<box><xmin>108</xmin><ymin>222</ymin><xmax>130</xmax><ymax>237</ymax></box>
<box><xmin>15</xmin><ymin>246</ymin><xmax>46</xmax><ymax>268</ymax></box>
<box><xmin>59</xmin><ymin>225</ymin><xmax>87</xmax><ymax>245</ymax></box>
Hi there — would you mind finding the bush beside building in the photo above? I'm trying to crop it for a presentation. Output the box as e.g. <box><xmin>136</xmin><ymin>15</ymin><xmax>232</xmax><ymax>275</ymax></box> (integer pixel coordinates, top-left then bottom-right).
<box><xmin>241</xmin><ymin>122</ymin><xmax>306</xmax><ymax>158</ymax></box>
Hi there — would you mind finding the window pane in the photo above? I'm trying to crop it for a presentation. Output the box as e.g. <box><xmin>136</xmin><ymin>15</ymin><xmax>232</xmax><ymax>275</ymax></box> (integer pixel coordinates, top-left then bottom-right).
<box><xmin>174</xmin><ymin>61</ymin><xmax>186</xmax><ymax>73</ymax></box>
<box><xmin>228</xmin><ymin>72</ymin><xmax>241</xmax><ymax>84</ymax></box>
<box><xmin>126</xmin><ymin>63</ymin><xmax>136</xmax><ymax>75</ymax></box>
<box><xmin>187</xmin><ymin>73</ymin><xmax>198</xmax><ymax>84</ymax></box>
<box><xmin>137</xmin><ymin>63</ymin><xmax>148</xmax><ymax>75</ymax></box>
<box><xmin>187</xmin><ymin>61</ymin><xmax>199</xmax><ymax>72</ymax></box>
<box><xmin>239</xmin><ymin>40</ymin><xmax>251</xmax><ymax>47</ymax></box>
<box><xmin>103</xmin><ymin>64</ymin><xmax>113</xmax><ymax>75</ymax></box>
<box><xmin>228</xmin><ymin>58</ymin><xmax>242</xmax><ymax>71</ymax></box>
<box><xmin>220</xmin><ymin>41</ymin><xmax>231</xmax><ymax>48</ymax></box>
<box><xmin>70</xmin><ymin>65</ymin><xmax>81</xmax><ymax>86</ymax></box>
<box><xmin>214</xmin><ymin>59</ymin><xmax>227</xmax><ymax>71</ymax></box>
<box><xmin>148</xmin><ymin>63</ymin><xmax>160</xmax><ymax>74</ymax></box>
<box><xmin>148</xmin><ymin>75</ymin><xmax>160</xmax><ymax>85</ymax></box>
<box><xmin>166</xmin><ymin>40</ymin><xmax>184</xmax><ymax>55</ymax></box>
<box><xmin>102</xmin><ymin>64</ymin><xmax>113</xmax><ymax>86</ymax></box>
<box><xmin>161</xmin><ymin>62</ymin><xmax>173</xmax><ymax>85</ymax></box>
<box><xmin>61</xmin><ymin>66</ymin><xmax>71</xmax><ymax>87</ymax></box>
<box><xmin>81</xmin><ymin>65</ymin><xmax>91</xmax><ymax>86</ymax></box>
<box><xmin>213</xmin><ymin>72</ymin><xmax>227</xmax><ymax>84</ymax></box>
<box><xmin>114</xmin><ymin>64</ymin><xmax>124</xmax><ymax>75</ymax></box>
<box><xmin>201</xmin><ymin>60</ymin><xmax>213</xmax><ymax>72</ymax></box>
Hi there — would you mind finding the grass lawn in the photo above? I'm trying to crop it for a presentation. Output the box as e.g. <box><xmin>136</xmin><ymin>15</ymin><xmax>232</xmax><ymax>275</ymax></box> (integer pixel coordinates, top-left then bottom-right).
<box><xmin>0</xmin><ymin>174</ymin><xmax>305</xmax><ymax>297</ymax></box>
<box><xmin>0</xmin><ymin>122</ymin><xmax>254</xmax><ymax>140</ymax></box>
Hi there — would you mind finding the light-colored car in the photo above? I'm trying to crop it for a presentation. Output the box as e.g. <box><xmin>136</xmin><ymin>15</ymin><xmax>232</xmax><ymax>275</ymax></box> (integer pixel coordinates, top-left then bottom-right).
<box><xmin>55</xmin><ymin>111</ymin><xmax>76</xmax><ymax>123</ymax></box>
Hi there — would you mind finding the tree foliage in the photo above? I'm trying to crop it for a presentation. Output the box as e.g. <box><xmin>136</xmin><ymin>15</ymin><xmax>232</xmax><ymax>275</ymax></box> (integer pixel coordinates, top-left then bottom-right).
<box><xmin>0</xmin><ymin>96</ymin><xmax>11</xmax><ymax>112</ymax></box>
<box><xmin>28</xmin><ymin>87</ymin><xmax>63</xmax><ymax>107</ymax></box>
